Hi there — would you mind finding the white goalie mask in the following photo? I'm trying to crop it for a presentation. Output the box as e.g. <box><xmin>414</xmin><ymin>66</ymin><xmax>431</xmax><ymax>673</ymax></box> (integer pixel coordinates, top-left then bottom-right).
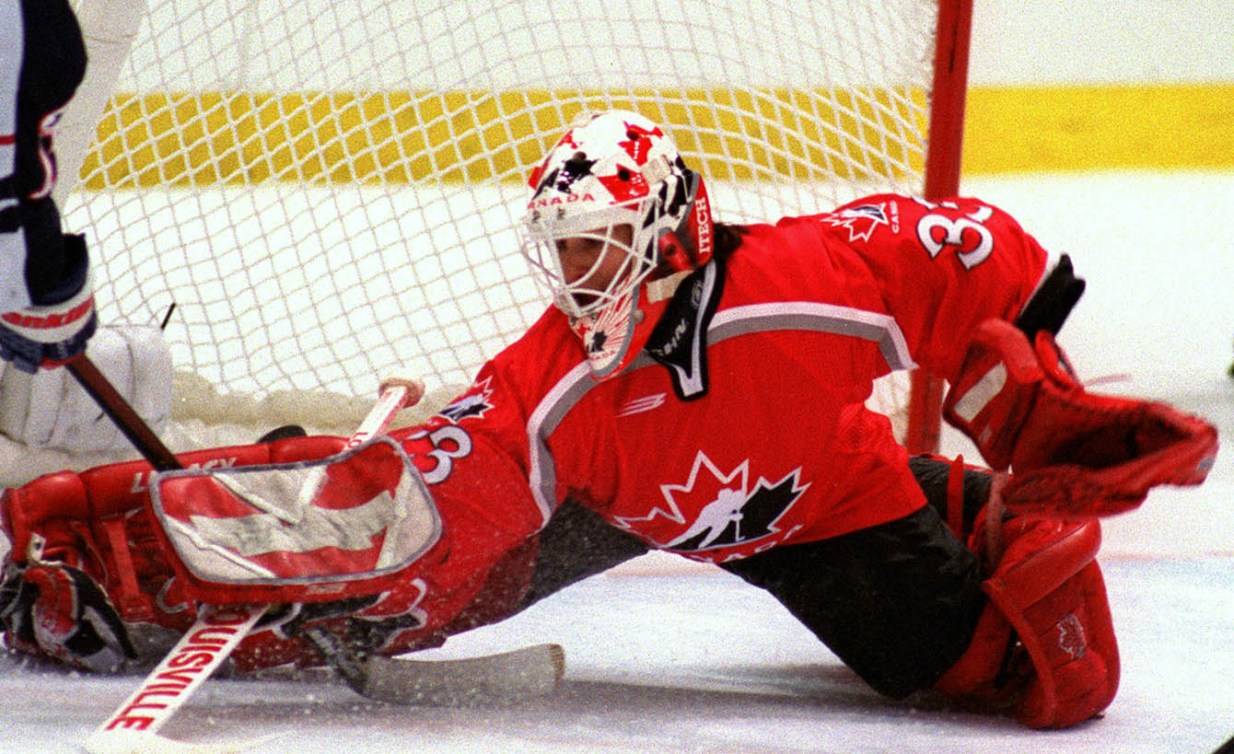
<box><xmin>519</xmin><ymin>110</ymin><xmax>714</xmax><ymax>378</ymax></box>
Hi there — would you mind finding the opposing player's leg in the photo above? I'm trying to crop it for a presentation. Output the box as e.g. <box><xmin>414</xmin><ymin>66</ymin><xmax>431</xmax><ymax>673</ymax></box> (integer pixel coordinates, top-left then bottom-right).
<box><xmin>0</xmin><ymin>0</ymin><xmax>96</xmax><ymax>372</ymax></box>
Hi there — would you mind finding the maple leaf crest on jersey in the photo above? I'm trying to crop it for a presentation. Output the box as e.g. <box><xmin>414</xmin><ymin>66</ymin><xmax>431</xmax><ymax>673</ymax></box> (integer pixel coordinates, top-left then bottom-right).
<box><xmin>818</xmin><ymin>201</ymin><xmax>899</xmax><ymax>243</ymax></box>
<box><xmin>617</xmin><ymin>451</ymin><xmax>810</xmax><ymax>556</ymax></box>
<box><xmin>438</xmin><ymin>378</ymin><xmax>494</xmax><ymax>422</ymax></box>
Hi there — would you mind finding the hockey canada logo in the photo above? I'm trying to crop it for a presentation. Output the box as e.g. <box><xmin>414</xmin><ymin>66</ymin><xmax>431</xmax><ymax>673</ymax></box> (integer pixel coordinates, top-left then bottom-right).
<box><xmin>819</xmin><ymin>201</ymin><xmax>898</xmax><ymax>243</ymax></box>
<box><xmin>438</xmin><ymin>378</ymin><xmax>494</xmax><ymax>423</ymax></box>
<box><xmin>617</xmin><ymin>451</ymin><xmax>809</xmax><ymax>555</ymax></box>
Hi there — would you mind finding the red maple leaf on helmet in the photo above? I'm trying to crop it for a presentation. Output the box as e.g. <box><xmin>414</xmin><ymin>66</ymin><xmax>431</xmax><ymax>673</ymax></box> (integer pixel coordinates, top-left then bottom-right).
<box><xmin>596</xmin><ymin>171</ymin><xmax>649</xmax><ymax>203</ymax></box>
<box><xmin>619</xmin><ymin>121</ymin><xmax>664</xmax><ymax>165</ymax></box>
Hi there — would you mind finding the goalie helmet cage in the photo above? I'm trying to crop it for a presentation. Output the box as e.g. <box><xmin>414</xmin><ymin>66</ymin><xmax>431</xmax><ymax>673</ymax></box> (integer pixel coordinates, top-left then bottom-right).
<box><xmin>57</xmin><ymin>0</ymin><xmax>971</xmax><ymax>454</ymax></box>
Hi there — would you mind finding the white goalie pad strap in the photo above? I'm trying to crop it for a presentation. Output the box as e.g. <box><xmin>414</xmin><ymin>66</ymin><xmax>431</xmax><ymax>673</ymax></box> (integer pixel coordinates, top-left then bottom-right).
<box><xmin>149</xmin><ymin>437</ymin><xmax>442</xmax><ymax>604</ymax></box>
<box><xmin>0</xmin><ymin>325</ymin><xmax>172</xmax><ymax>451</ymax></box>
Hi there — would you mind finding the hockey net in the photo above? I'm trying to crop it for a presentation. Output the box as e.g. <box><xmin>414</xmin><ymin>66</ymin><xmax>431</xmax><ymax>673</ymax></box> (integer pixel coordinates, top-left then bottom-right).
<box><xmin>33</xmin><ymin>0</ymin><xmax>968</xmax><ymax>476</ymax></box>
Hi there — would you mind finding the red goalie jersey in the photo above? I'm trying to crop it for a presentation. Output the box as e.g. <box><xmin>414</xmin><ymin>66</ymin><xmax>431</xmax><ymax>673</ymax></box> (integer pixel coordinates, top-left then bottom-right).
<box><xmin>384</xmin><ymin>193</ymin><xmax>1048</xmax><ymax>630</ymax></box>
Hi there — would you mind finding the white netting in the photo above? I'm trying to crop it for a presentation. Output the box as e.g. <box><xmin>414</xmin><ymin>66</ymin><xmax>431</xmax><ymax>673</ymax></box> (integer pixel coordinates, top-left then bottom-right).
<box><xmin>54</xmin><ymin>0</ymin><xmax>948</xmax><ymax>450</ymax></box>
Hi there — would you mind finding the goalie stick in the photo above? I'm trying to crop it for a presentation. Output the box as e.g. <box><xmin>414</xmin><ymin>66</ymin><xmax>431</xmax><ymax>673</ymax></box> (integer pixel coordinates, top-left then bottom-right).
<box><xmin>67</xmin><ymin>357</ymin><xmax>564</xmax><ymax>753</ymax></box>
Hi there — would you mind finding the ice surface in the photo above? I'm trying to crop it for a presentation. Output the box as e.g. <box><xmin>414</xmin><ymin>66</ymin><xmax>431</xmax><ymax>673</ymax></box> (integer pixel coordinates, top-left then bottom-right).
<box><xmin>2</xmin><ymin>558</ymin><xmax>1232</xmax><ymax>753</ymax></box>
<box><xmin>1</xmin><ymin>171</ymin><xmax>1232</xmax><ymax>753</ymax></box>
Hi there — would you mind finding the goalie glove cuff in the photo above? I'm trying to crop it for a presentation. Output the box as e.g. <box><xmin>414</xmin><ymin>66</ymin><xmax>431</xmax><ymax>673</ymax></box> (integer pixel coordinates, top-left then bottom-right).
<box><xmin>943</xmin><ymin>318</ymin><xmax>1044</xmax><ymax>471</ymax></box>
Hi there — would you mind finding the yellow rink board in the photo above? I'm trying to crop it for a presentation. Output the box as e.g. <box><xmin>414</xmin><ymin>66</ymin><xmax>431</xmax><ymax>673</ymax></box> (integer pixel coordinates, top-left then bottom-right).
<box><xmin>965</xmin><ymin>83</ymin><xmax>1234</xmax><ymax>173</ymax></box>
<box><xmin>77</xmin><ymin>83</ymin><xmax>1234</xmax><ymax>188</ymax></box>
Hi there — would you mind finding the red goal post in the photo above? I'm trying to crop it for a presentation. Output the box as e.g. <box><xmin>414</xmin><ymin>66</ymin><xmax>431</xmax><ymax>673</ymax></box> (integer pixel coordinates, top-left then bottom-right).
<box><xmin>44</xmin><ymin>0</ymin><xmax>973</xmax><ymax>465</ymax></box>
<box><xmin>910</xmin><ymin>0</ymin><xmax>975</xmax><ymax>453</ymax></box>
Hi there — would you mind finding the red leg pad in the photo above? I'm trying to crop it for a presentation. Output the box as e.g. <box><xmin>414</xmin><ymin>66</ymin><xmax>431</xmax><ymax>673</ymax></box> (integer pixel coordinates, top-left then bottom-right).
<box><xmin>936</xmin><ymin>514</ymin><xmax>1119</xmax><ymax>728</ymax></box>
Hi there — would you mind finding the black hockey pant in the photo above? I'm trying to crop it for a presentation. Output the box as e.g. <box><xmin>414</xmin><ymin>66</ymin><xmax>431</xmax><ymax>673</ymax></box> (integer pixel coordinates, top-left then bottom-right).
<box><xmin>518</xmin><ymin>456</ymin><xmax>993</xmax><ymax>699</ymax></box>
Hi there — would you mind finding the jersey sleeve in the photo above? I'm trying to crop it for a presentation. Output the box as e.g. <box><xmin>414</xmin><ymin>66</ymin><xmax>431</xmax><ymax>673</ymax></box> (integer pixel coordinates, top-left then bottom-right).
<box><xmin>814</xmin><ymin>194</ymin><xmax>1051</xmax><ymax>381</ymax></box>
<box><xmin>380</xmin><ymin>305</ymin><xmax>594</xmax><ymax>637</ymax></box>
<box><xmin>394</xmin><ymin>369</ymin><xmax>545</xmax><ymax>555</ymax></box>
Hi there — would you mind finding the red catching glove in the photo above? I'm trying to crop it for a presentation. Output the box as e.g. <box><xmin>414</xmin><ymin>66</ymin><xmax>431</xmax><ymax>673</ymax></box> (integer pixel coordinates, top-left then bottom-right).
<box><xmin>943</xmin><ymin>318</ymin><xmax>1218</xmax><ymax>518</ymax></box>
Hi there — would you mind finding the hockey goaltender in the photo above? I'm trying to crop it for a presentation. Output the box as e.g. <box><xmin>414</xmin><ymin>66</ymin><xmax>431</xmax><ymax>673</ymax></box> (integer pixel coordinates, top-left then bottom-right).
<box><xmin>0</xmin><ymin>0</ymin><xmax>1218</xmax><ymax>736</ymax></box>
